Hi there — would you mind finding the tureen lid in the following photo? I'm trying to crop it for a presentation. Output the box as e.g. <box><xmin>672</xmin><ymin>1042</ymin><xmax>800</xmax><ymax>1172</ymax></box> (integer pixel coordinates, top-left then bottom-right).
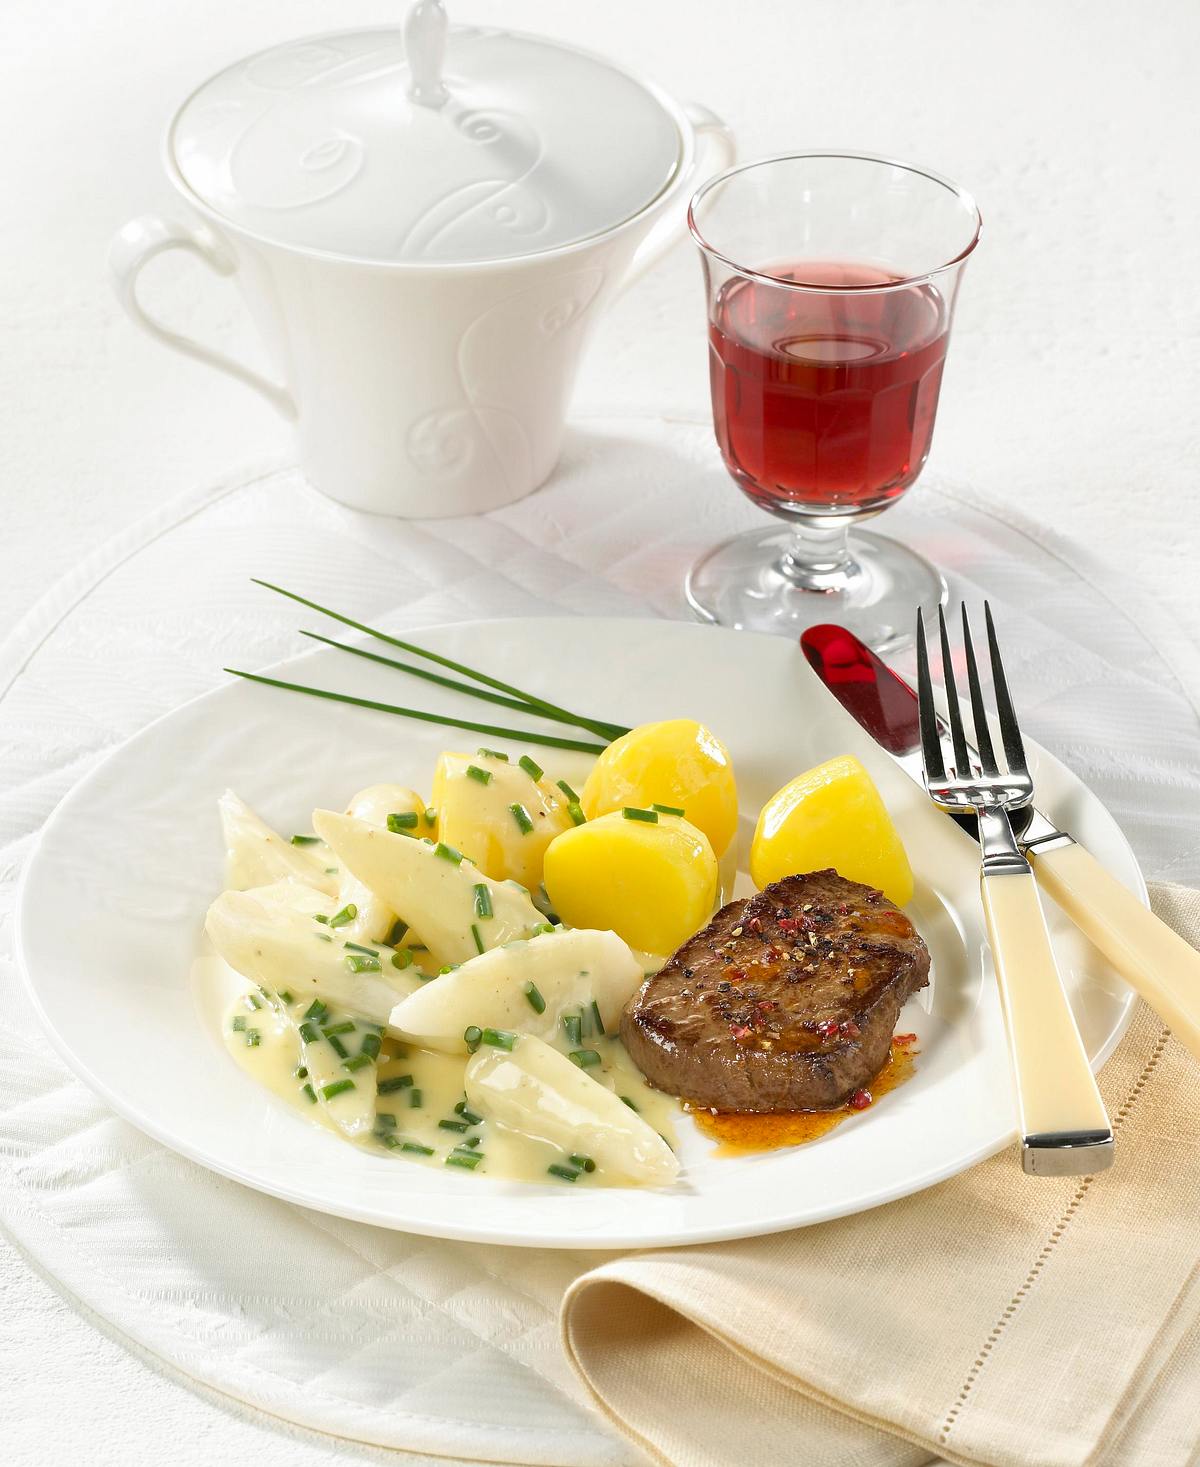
<box><xmin>169</xmin><ymin>3</ymin><xmax>682</xmax><ymax>265</ymax></box>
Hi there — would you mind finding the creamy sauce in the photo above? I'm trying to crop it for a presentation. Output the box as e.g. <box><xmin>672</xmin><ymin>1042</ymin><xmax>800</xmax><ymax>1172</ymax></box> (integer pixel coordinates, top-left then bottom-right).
<box><xmin>220</xmin><ymin>974</ymin><xmax>675</xmax><ymax>1187</ymax></box>
<box><xmin>687</xmin><ymin>1034</ymin><xmax>919</xmax><ymax>1155</ymax></box>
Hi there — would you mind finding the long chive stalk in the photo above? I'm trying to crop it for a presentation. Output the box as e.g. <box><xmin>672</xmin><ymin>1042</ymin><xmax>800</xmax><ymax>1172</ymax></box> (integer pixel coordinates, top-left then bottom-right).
<box><xmin>299</xmin><ymin>630</ymin><xmax>628</xmax><ymax>741</ymax></box>
<box><xmin>222</xmin><ymin>668</ymin><xmax>608</xmax><ymax>754</ymax></box>
<box><xmin>252</xmin><ymin>580</ymin><xmax>628</xmax><ymax>742</ymax></box>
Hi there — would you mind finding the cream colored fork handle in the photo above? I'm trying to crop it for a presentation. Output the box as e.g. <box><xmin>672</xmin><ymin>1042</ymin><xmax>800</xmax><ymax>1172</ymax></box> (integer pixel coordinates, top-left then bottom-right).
<box><xmin>980</xmin><ymin>870</ymin><xmax>1114</xmax><ymax>1174</ymax></box>
<box><xmin>1032</xmin><ymin>840</ymin><xmax>1200</xmax><ymax>1061</ymax></box>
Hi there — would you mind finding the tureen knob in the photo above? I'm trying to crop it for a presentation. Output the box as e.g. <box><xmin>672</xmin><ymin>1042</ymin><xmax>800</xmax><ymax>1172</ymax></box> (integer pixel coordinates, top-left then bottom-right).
<box><xmin>404</xmin><ymin>0</ymin><xmax>450</xmax><ymax>108</ymax></box>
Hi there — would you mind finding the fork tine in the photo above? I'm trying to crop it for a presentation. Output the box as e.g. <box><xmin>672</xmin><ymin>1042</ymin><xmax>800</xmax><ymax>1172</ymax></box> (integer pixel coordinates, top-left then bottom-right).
<box><xmin>961</xmin><ymin>605</ymin><xmax>1000</xmax><ymax>775</ymax></box>
<box><xmin>938</xmin><ymin>605</ymin><xmax>972</xmax><ymax>778</ymax></box>
<box><xmin>984</xmin><ymin>601</ymin><xmax>1028</xmax><ymax>775</ymax></box>
<box><xmin>915</xmin><ymin>608</ymin><xmax>946</xmax><ymax>781</ymax></box>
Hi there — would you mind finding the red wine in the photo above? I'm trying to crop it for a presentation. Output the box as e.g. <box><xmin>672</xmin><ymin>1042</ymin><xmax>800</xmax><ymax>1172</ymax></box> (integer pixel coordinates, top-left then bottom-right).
<box><xmin>708</xmin><ymin>261</ymin><xmax>949</xmax><ymax>516</ymax></box>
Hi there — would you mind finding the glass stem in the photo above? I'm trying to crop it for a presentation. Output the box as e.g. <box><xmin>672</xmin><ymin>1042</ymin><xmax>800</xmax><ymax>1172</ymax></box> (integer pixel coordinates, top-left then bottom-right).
<box><xmin>777</xmin><ymin>519</ymin><xmax>860</xmax><ymax>593</ymax></box>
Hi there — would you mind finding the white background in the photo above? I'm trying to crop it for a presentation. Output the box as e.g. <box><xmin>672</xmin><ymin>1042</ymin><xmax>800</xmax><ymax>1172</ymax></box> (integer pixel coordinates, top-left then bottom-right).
<box><xmin>3</xmin><ymin>1</ymin><xmax>1199</xmax><ymax>1463</ymax></box>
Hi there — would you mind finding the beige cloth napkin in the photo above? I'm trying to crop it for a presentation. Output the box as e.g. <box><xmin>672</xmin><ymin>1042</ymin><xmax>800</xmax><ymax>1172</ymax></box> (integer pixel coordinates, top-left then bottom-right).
<box><xmin>562</xmin><ymin>882</ymin><xmax>1200</xmax><ymax>1467</ymax></box>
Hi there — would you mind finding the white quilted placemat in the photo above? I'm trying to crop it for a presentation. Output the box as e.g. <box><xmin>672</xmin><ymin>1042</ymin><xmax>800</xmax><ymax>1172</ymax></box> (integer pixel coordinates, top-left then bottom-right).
<box><xmin>2</xmin><ymin>417</ymin><xmax>1198</xmax><ymax>1465</ymax></box>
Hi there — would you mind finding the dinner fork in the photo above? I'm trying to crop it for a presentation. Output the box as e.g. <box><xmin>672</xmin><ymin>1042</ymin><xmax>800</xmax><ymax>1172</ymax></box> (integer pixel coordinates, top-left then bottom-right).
<box><xmin>916</xmin><ymin>604</ymin><xmax>1115</xmax><ymax>1176</ymax></box>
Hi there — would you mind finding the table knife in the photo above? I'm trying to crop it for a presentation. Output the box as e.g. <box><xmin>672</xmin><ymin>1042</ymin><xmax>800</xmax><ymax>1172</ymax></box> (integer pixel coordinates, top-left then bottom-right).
<box><xmin>800</xmin><ymin>623</ymin><xmax>1200</xmax><ymax>1061</ymax></box>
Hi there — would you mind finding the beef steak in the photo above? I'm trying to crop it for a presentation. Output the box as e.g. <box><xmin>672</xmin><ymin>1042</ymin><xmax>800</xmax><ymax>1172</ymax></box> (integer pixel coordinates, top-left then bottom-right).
<box><xmin>620</xmin><ymin>870</ymin><xmax>929</xmax><ymax>1112</ymax></box>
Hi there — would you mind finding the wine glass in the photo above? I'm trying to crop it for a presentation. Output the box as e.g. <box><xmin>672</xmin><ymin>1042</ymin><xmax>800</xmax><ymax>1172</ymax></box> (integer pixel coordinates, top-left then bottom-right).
<box><xmin>686</xmin><ymin>152</ymin><xmax>981</xmax><ymax>651</ymax></box>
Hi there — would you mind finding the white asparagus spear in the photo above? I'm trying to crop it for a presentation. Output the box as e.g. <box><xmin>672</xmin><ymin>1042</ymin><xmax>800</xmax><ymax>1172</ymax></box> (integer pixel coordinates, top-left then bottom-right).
<box><xmin>336</xmin><ymin>783</ymin><xmax>426</xmax><ymax>944</ymax></box>
<box><xmin>312</xmin><ymin>809</ymin><xmax>544</xmax><ymax>966</ymax></box>
<box><xmin>466</xmin><ymin>1036</ymin><xmax>679</xmax><ymax>1186</ymax></box>
<box><xmin>219</xmin><ymin>789</ymin><xmax>336</xmax><ymax>895</ymax></box>
<box><xmin>389</xmin><ymin>928</ymin><xmax>641</xmax><ymax>1054</ymax></box>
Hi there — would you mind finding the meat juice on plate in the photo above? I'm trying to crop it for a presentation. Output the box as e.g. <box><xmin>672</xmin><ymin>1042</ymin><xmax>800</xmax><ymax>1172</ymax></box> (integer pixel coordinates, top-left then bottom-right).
<box><xmin>708</xmin><ymin>261</ymin><xmax>949</xmax><ymax>514</ymax></box>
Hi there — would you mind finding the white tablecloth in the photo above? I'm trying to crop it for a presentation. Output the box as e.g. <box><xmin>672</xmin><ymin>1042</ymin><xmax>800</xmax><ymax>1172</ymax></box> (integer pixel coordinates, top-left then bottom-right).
<box><xmin>4</xmin><ymin>2</ymin><xmax>1200</xmax><ymax>1465</ymax></box>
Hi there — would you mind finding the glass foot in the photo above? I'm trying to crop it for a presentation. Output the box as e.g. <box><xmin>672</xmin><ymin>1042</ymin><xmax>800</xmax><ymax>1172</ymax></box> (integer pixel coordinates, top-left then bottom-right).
<box><xmin>685</xmin><ymin>523</ymin><xmax>947</xmax><ymax>653</ymax></box>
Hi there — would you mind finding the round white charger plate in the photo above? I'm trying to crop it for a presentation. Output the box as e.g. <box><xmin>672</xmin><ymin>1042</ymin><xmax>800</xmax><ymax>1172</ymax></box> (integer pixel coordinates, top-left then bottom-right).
<box><xmin>16</xmin><ymin>616</ymin><xmax>1141</xmax><ymax>1248</ymax></box>
<box><xmin>2</xmin><ymin>419</ymin><xmax>1198</xmax><ymax>1461</ymax></box>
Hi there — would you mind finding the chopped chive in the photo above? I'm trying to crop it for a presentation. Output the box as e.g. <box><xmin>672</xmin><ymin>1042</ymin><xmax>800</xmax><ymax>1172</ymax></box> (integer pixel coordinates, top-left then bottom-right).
<box><xmin>313</xmin><ymin>914</ymin><xmax>330</xmax><ymax>924</ymax></box>
<box><xmin>301</xmin><ymin>1082</ymin><xmax>317</xmax><ymax>1104</ymax></box>
<box><xmin>470</xmin><ymin>923</ymin><xmax>486</xmax><ymax>955</ymax></box>
<box><xmin>556</xmin><ymin>778</ymin><xmax>580</xmax><ymax>801</ymax></box>
<box><xmin>518</xmin><ymin>754</ymin><xmax>544</xmax><ymax>781</ymax></box>
<box><xmin>320</xmin><ymin>1079</ymin><xmax>356</xmax><ymax>1100</ymax></box>
<box><xmin>437</xmin><ymin>964</ymin><xmax>457</xmax><ymax>976</ymax></box>
<box><xmin>401</xmin><ymin>1141</ymin><xmax>434</xmax><ymax>1156</ymax></box>
<box><xmin>568</xmin><ymin>1153</ymin><xmax>597</xmax><ymax>1173</ymax></box>
<box><xmin>478</xmin><ymin>747</ymin><xmax>509</xmax><ymax>761</ymax></box>
<box><xmin>387</xmin><ymin>919</ymin><xmax>409</xmax><ymax>947</ymax></box>
<box><xmin>652</xmin><ymin>802</ymin><xmax>686</xmax><ymax>816</ymax></box>
<box><xmin>466</xmin><ymin>763</ymin><xmax>493</xmax><ymax>785</ymax></box>
<box><xmin>376</xmin><ymin>1130</ymin><xmax>401</xmax><ymax>1150</ymax></box>
<box><xmin>438</xmin><ymin>1119</ymin><xmax>470</xmax><ymax>1133</ymax></box>
<box><xmin>324</xmin><ymin>867</ymin><xmax>338</xmax><ymax>874</ymax></box>
<box><xmin>548</xmin><ymin>1164</ymin><xmax>580</xmax><ymax>1182</ymax></box>
<box><xmin>304</xmin><ymin>1002</ymin><xmax>328</xmax><ymax>1025</ymax></box>
<box><xmin>464</xmin><ymin>1025</ymin><xmax>483</xmax><ymax>1053</ymax></box>
<box><xmin>244</xmin><ymin>993</ymin><xmax>262</xmax><ymax>1010</ymax></box>
<box><xmin>409</xmin><ymin>1088</ymin><xmax>423</xmax><ymax>1108</ymax></box>
<box><xmin>378</xmin><ymin>1074</ymin><xmax>414</xmax><ymax>1093</ymax></box>
<box><xmin>231</xmin><ymin>1015</ymin><xmax>247</xmax><ymax>1032</ymax></box>
<box><xmin>569</xmin><ymin>1049</ymin><xmax>601</xmax><ymax>1068</ymax></box>
<box><xmin>298</xmin><ymin>1021</ymin><xmax>320</xmax><ymax>1043</ymax></box>
<box><xmin>590</xmin><ymin>1000</ymin><xmax>605</xmax><ymax>1037</ymax></box>
<box><xmin>563</xmin><ymin>1013</ymin><xmax>583</xmax><ymax>1047</ymax></box>
<box><xmin>523</xmin><ymin>981</ymin><xmax>547</xmax><ymax>1014</ymax></box>
<box><xmin>328</xmin><ymin>903</ymin><xmax>357</xmax><ymax>928</ymax></box>
<box><xmin>567</xmin><ymin>801</ymin><xmax>586</xmax><ymax>826</ymax></box>
<box><xmin>458</xmin><ymin>1135</ymin><xmax>481</xmax><ymax>1149</ymax></box>
<box><xmin>473</xmin><ymin>883</ymin><xmax>493</xmax><ymax>918</ymax></box>
<box><xmin>446</xmin><ymin>1152</ymin><xmax>482</xmax><ymax>1169</ymax></box>
<box><xmin>532</xmin><ymin>922</ymin><xmax>556</xmax><ymax>936</ymax></box>
<box><xmin>343</xmin><ymin>1053</ymin><xmax>374</xmax><ymax>1072</ymax></box>
<box><xmin>278</xmin><ymin>989</ymin><xmax>294</xmax><ymax>1004</ymax></box>
<box><xmin>315</xmin><ymin>932</ymin><xmax>333</xmax><ymax>942</ymax></box>
<box><xmin>295</xmin><ymin>1065</ymin><xmax>308</xmax><ymax>1079</ymax></box>
<box><xmin>360</xmin><ymin>1032</ymin><xmax>382</xmax><ymax>1060</ymax></box>
<box><xmin>291</xmin><ymin>833</ymin><xmax>321</xmax><ymax>845</ymax></box>
<box><xmin>424</xmin><ymin>807</ymin><xmax>437</xmax><ymax>826</ymax></box>
<box><xmin>344</xmin><ymin>941</ymin><xmax>379</xmax><ymax>956</ymax></box>
<box><xmin>509</xmin><ymin>802</ymin><xmax>534</xmax><ymax>835</ymax></box>
<box><xmin>434</xmin><ymin>841</ymin><xmax>464</xmax><ymax>865</ymax></box>
<box><xmin>454</xmin><ymin>1102</ymin><xmax>484</xmax><ymax>1125</ymax></box>
<box><xmin>387</xmin><ymin>810</ymin><xmax>419</xmax><ymax>831</ymax></box>
<box><xmin>326</xmin><ymin>1034</ymin><xmax>349</xmax><ymax>1059</ymax></box>
<box><xmin>622</xmin><ymin>807</ymin><xmax>658</xmax><ymax>823</ymax></box>
<box><xmin>245</xmin><ymin>1028</ymin><xmax>261</xmax><ymax>1047</ymax></box>
<box><xmin>392</xmin><ymin>948</ymin><xmax>414</xmax><ymax>970</ymax></box>
<box><xmin>481</xmin><ymin>1027</ymin><xmax>517</xmax><ymax>1051</ymax></box>
<box><xmin>620</xmin><ymin>1095</ymin><xmax>640</xmax><ymax>1111</ymax></box>
<box><xmin>345</xmin><ymin>953</ymin><xmax>381</xmax><ymax>973</ymax></box>
<box><xmin>322</xmin><ymin>1021</ymin><xmax>355</xmax><ymax>1037</ymax></box>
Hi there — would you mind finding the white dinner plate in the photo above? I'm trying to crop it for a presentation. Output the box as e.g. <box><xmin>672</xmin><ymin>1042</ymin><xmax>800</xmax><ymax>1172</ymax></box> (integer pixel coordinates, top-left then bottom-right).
<box><xmin>16</xmin><ymin>617</ymin><xmax>1140</xmax><ymax>1248</ymax></box>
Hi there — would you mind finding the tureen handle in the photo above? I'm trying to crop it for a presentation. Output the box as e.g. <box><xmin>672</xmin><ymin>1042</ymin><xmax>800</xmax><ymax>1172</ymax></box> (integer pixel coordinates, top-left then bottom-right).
<box><xmin>618</xmin><ymin>101</ymin><xmax>735</xmax><ymax>292</ymax></box>
<box><xmin>107</xmin><ymin>214</ymin><xmax>297</xmax><ymax>420</ymax></box>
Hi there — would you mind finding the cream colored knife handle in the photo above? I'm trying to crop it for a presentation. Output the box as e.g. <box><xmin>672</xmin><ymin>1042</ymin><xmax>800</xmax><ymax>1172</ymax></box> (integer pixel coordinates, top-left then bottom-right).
<box><xmin>1031</xmin><ymin>840</ymin><xmax>1200</xmax><ymax>1062</ymax></box>
<box><xmin>980</xmin><ymin>869</ymin><xmax>1114</xmax><ymax>1175</ymax></box>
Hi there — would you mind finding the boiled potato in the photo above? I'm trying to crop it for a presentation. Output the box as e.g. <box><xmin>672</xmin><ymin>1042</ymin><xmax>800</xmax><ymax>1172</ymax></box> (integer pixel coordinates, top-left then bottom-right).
<box><xmin>543</xmin><ymin>810</ymin><xmax>717</xmax><ymax>956</ymax></box>
<box><xmin>431</xmin><ymin>751</ymin><xmax>572</xmax><ymax>891</ymax></box>
<box><xmin>581</xmin><ymin>719</ymin><xmax>738</xmax><ymax>856</ymax></box>
<box><xmin>218</xmin><ymin>790</ymin><xmax>336</xmax><ymax>895</ymax></box>
<box><xmin>750</xmin><ymin>754</ymin><xmax>913</xmax><ymax>906</ymax></box>
<box><xmin>337</xmin><ymin>783</ymin><xmax>426</xmax><ymax>944</ymax></box>
<box><xmin>389</xmin><ymin>928</ymin><xmax>641</xmax><ymax>1053</ymax></box>
<box><xmin>312</xmin><ymin>809</ymin><xmax>544</xmax><ymax>966</ymax></box>
<box><xmin>465</xmin><ymin>1035</ymin><xmax>679</xmax><ymax>1185</ymax></box>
